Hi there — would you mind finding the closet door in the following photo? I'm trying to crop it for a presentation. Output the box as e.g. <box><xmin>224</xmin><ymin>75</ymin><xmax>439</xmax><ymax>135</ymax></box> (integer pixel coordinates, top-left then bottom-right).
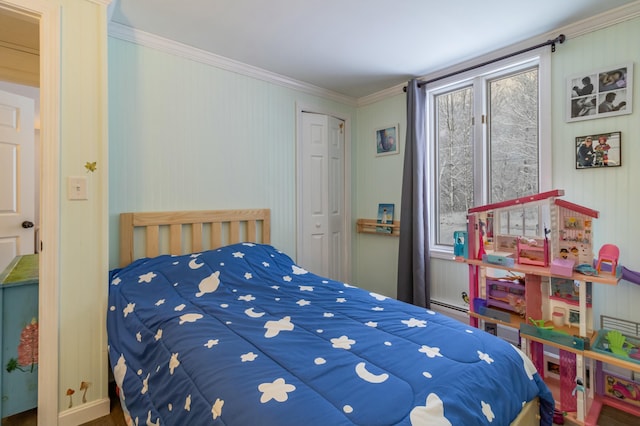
<box><xmin>299</xmin><ymin>112</ymin><xmax>345</xmax><ymax>280</ymax></box>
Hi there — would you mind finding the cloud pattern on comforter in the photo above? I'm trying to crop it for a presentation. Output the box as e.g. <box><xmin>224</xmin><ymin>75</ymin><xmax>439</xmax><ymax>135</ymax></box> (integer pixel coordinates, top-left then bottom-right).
<box><xmin>108</xmin><ymin>243</ymin><xmax>553</xmax><ymax>425</ymax></box>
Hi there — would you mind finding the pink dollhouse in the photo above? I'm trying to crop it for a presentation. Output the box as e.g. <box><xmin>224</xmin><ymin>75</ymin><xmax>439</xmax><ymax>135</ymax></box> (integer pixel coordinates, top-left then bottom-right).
<box><xmin>462</xmin><ymin>190</ymin><xmax>623</xmax><ymax>423</ymax></box>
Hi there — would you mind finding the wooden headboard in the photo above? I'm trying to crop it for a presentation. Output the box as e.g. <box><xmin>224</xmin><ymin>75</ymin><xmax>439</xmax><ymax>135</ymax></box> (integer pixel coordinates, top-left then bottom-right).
<box><xmin>119</xmin><ymin>209</ymin><xmax>271</xmax><ymax>267</ymax></box>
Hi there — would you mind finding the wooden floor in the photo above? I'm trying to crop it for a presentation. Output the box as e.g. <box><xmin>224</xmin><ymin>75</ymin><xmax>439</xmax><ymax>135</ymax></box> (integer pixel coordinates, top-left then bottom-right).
<box><xmin>553</xmin><ymin>405</ymin><xmax>639</xmax><ymax>425</ymax></box>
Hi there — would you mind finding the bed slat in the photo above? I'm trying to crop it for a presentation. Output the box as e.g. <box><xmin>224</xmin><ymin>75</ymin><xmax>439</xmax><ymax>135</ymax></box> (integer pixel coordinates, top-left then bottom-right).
<box><xmin>230</xmin><ymin>221</ymin><xmax>240</xmax><ymax>244</ymax></box>
<box><xmin>211</xmin><ymin>222</ymin><xmax>222</xmax><ymax>249</ymax></box>
<box><xmin>192</xmin><ymin>223</ymin><xmax>203</xmax><ymax>252</ymax></box>
<box><xmin>247</xmin><ymin>220</ymin><xmax>257</xmax><ymax>243</ymax></box>
<box><xmin>146</xmin><ymin>225</ymin><xmax>159</xmax><ymax>258</ymax></box>
<box><xmin>169</xmin><ymin>224</ymin><xmax>182</xmax><ymax>255</ymax></box>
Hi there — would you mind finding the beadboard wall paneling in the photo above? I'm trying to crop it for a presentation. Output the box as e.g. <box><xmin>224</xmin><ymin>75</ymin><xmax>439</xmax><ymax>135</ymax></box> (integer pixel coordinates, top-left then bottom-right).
<box><xmin>550</xmin><ymin>17</ymin><xmax>640</xmax><ymax>323</ymax></box>
<box><xmin>108</xmin><ymin>38</ymin><xmax>355</xmax><ymax>269</ymax></box>
<box><xmin>430</xmin><ymin>258</ymin><xmax>469</xmax><ymax>309</ymax></box>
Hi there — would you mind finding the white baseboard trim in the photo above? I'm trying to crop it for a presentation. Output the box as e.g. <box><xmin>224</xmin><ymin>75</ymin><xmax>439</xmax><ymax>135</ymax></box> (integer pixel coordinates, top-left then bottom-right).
<box><xmin>58</xmin><ymin>397</ymin><xmax>110</xmax><ymax>426</ymax></box>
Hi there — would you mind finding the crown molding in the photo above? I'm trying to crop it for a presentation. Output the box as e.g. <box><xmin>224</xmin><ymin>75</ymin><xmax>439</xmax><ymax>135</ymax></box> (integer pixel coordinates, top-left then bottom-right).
<box><xmin>108</xmin><ymin>22</ymin><xmax>357</xmax><ymax>107</ymax></box>
<box><xmin>357</xmin><ymin>83</ymin><xmax>406</xmax><ymax>106</ymax></box>
<box><xmin>560</xmin><ymin>0</ymin><xmax>640</xmax><ymax>38</ymax></box>
<box><xmin>108</xmin><ymin>1</ymin><xmax>640</xmax><ymax>108</ymax></box>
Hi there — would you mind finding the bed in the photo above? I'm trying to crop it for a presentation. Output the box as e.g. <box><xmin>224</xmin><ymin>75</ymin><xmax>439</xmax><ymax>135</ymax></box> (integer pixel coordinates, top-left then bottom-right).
<box><xmin>107</xmin><ymin>209</ymin><xmax>554</xmax><ymax>426</ymax></box>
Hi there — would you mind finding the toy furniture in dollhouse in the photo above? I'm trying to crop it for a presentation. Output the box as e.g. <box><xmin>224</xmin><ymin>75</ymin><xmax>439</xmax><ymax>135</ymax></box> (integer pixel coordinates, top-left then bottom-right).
<box><xmin>550</xmin><ymin>258</ymin><xmax>575</xmax><ymax>277</ymax></box>
<box><xmin>453</xmin><ymin>230</ymin><xmax>468</xmax><ymax>258</ymax></box>
<box><xmin>485</xmin><ymin>276</ymin><xmax>526</xmax><ymax>316</ymax></box>
<box><xmin>517</xmin><ymin>236</ymin><xmax>549</xmax><ymax>267</ymax></box>
<box><xmin>596</xmin><ymin>244</ymin><xmax>619</xmax><ymax>275</ymax></box>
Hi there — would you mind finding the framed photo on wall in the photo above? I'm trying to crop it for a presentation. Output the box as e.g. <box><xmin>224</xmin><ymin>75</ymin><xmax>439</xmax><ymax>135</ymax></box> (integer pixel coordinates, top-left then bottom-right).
<box><xmin>575</xmin><ymin>131</ymin><xmax>621</xmax><ymax>169</ymax></box>
<box><xmin>567</xmin><ymin>63</ymin><xmax>633</xmax><ymax>122</ymax></box>
<box><xmin>375</xmin><ymin>124</ymin><xmax>399</xmax><ymax>156</ymax></box>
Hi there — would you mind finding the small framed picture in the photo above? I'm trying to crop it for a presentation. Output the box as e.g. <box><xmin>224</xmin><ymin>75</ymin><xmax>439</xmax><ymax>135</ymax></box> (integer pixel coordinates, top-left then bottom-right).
<box><xmin>575</xmin><ymin>131</ymin><xmax>621</xmax><ymax>169</ymax></box>
<box><xmin>376</xmin><ymin>203</ymin><xmax>394</xmax><ymax>233</ymax></box>
<box><xmin>567</xmin><ymin>63</ymin><xmax>633</xmax><ymax>122</ymax></box>
<box><xmin>375</xmin><ymin>124</ymin><xmax>399</xmax><ymax>156</ymax></box>
<box><xmin>545</xmin><ymin>357</ymin><xmax>560</xmax><ymax>380</ymax></box>
<box><xmin>569</xmin><ymin>309</ymin><xmax>580</xmax><ymax>326</ymax></box>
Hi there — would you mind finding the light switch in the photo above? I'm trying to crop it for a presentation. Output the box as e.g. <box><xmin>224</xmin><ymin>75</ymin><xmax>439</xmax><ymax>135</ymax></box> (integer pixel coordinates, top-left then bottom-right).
<box><xmin>68</xmin><ymin>176</ymin><xmax>88</xmax><ymax>200</ymax></box>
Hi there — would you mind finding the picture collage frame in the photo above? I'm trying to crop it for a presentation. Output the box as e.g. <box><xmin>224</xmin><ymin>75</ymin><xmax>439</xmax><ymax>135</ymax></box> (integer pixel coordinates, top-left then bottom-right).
<box><xmin>567</xmin><ymin>63</ymin><xmax>633</xmax><ymax>122</ymax></box>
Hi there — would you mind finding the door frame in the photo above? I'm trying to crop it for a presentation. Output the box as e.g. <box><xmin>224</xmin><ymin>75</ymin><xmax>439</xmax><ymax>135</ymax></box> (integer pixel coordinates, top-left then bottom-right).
<box><xmin>0</xmin><ymin>0</ymin><xmax>60</xmax><ymax>422</ymax></box>
<box><xmin>295</xmin><ymin>103</ymin><xmax>352</xmax><ymax>282</ymax></box>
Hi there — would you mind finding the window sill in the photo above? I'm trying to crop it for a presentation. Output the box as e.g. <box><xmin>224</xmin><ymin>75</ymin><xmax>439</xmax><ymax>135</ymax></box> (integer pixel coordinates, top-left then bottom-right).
<box><xmin>429</xmin><ymin>249</ymin><xmax>457</xmax><ymax>261</ymax></box>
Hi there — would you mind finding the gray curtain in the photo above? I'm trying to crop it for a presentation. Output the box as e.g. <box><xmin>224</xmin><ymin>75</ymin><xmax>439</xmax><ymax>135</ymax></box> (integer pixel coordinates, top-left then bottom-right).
<box><xmin>397</xmin><ymin>79</ymin><xmax>430</xmax><ymax>308</ymax></box>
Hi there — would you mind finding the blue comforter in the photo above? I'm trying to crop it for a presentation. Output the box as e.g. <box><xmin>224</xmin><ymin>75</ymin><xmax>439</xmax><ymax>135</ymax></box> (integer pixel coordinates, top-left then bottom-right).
<box><xmin>108</xmin><ymin>243</ymin><xmax>553</xmax><ymax>425</ymax></box>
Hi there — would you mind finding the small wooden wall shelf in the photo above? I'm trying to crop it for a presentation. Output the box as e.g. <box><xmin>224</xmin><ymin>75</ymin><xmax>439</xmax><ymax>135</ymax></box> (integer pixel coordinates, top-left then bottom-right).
<box><xmin>356</xmin><ymin>219</ymin><xmax>400</xmax><ymax>236</ymax></box>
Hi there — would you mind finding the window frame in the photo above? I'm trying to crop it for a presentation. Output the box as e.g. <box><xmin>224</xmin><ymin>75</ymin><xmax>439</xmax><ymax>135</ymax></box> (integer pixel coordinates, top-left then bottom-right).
<box><xmin>427</xmin><ymin>49</ymin><xmax>552</xmax><ymax>259</ymax></box>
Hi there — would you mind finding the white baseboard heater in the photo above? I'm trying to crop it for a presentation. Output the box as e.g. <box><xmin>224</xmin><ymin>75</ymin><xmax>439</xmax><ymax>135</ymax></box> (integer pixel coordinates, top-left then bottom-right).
<box><xmin>430</xmin><ymin>299</ymin><xmax>520</xmax><ymax>346</ymax></box>
<box><xmin>430</xmin><ymin>299</ymin><xmax>469</xmax><ymax>324</ymax></box>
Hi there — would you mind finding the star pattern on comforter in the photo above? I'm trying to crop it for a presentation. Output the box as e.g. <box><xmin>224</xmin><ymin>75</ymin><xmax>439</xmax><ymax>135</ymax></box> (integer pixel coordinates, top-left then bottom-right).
<box><xmin>108</xmin><ymin>243</ymin><xmax>553</xmax><ymax>426</ymax></box>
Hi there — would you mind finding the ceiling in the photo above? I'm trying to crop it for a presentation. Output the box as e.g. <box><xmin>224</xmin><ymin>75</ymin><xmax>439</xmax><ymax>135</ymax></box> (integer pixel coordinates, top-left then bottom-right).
<box><xmin>108</xmin><ymin>0</ymin><xmax>635</xmax><ymax>98</ymax></box>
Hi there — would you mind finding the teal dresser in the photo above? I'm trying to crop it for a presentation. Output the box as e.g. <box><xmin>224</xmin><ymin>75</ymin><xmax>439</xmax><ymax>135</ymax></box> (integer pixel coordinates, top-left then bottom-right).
<box><xmin>0</xmin><ymin>254</ymin><xmax>38</xmax><ymax>419</ymax></box>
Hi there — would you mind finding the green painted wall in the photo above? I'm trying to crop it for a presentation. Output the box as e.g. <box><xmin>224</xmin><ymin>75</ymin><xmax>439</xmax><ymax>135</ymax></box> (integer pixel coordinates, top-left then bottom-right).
<box><xmin>353</xmin><ymin>94</ymin><xmax>406</xmax><ymax>296</ymax></box>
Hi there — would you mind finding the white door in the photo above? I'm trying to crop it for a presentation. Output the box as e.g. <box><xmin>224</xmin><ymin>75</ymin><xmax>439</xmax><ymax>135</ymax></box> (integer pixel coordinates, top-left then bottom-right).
<box><xmin>299</xmin><ymin>112</ymin><xmax>345</xmax><ymax>280</ymax></box>
<box><xmin>0</xmin><ymin>89</ymin><xmax>35</xmax><ymax>273</ymax></box>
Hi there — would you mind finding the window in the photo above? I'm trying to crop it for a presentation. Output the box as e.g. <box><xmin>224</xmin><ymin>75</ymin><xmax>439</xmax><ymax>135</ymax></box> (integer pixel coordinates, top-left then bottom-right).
<box><xmin>428</xmin><ymin>51</ymin><xmax>551</xmax><ymax>256</ymax></box>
